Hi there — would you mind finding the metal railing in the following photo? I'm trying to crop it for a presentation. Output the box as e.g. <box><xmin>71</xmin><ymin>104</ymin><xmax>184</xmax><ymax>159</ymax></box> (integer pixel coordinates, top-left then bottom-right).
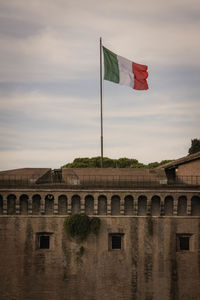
<box><xmin>0</xmin><ymin>174</ymin><xmax>199</xmax><ymax>188</ymax></box>
<box><xmin>0</xmin><ymin>175</ymin><xmax>40</xmax><ymax>186</ymax></box>
<box><xmin>65</xmin><ymin>175</ymin><xmax>166</xmax><ymax>188</ymax></box>
<box><xmin>169</xmin><ymin>176</ymin><xmax>200</xmax><ymax>186</ymax></box>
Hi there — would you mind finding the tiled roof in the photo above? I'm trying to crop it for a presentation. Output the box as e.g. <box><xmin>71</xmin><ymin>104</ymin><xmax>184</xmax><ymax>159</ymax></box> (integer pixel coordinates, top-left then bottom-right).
<box><xmin>0</xmin><ymin>168</ymin><xmax>51</xmax><ymax>180</ymax></box>
<box><xmin>157</xmin><ymin>151</ymin><xmax>200</xmax><ymax>169</ymax></box>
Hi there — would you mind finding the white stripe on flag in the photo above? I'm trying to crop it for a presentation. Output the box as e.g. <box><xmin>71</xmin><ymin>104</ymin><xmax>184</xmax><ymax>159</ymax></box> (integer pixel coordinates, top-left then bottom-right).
<box><xmin>117</xmin><ymin>55</ymin><xmax>134</xmax><ymax>88</ymax></box>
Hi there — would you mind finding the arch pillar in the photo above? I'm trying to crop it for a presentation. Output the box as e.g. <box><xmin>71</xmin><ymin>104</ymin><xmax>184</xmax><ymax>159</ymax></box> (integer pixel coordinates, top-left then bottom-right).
<box><xmin>80</xmin><ymin>195</ymin><xmax>85</xmax><ymax>214</ymax></box>
<box><xmin>67</xmin><ymin>195</ymin><xmax>72</xmax><ymax>215</ymax></box>
<box><xmin>54</xmin><ymin>194</ymin><xmax>58</xmax><ymax>215</ymax></box>
<box><xmin>40</xmin><ymin>194</ymin><xmax>45</xmax><ymax>214</ymax></box>
<box><xmin>120</xmin><ymin>198</ymin><xmax>124</xmax><ymax>215</ymax></box>
<box><xmin>3</xmin><ymin>195</ymin><xmax>7</xmax><ymax>215</ymax></box>
<box><xmin>160</xmin><ymin>196</ymin><xmax>164</xmax><ymax>216</ymax></box>
<box><xmin>134</xmin><ymin>196</ymin><xmax>138</xmax><ymax>216</ymax></box>
<box><xmin>107</xmin><ymin>196</ymin><xmax>111</xmax><ymax>215</ymax></box>
<box><xmin>28</xmin><ymin>194</ymin><xmax>32</xmax><ymax>215</ymax></box>
<box><xmin>187</xmin><ymin>196</ymin><xmax>191</xmax><ymax>215</ymax></box>
<box><xmin>94</xmin><ymin>196</ymin><xmax>98</xmax><ymax>215</ymax></box>
<box><xmin>16</xmin><ymin>195</ymin><xmax>20</xmax><ymax>215</ymax></box>
<box><xmin>147</xmin><ymin>196</ymin><xmax>151</xmax><ymax>216</ymax></box>
<box><xmin>173</xmin><ymin>195</ymin><xmax>178</xmax><ymax>216</ymax></box>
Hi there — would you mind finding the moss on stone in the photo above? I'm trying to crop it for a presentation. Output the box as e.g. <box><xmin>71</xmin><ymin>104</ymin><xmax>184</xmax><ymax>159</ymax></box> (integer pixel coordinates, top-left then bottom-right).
<box><xmin>64</xmin><ymin>214</ymin><xmax>101</xmax><ymax>242</ymax></box>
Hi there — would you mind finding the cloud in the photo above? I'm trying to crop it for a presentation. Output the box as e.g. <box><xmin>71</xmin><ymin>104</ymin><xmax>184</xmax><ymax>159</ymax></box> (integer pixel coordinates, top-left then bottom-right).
<box><xmin>0</xmin><ymin>89</ymin><xmax>199</xmax><ymax>169</ymax></box>
<box><xmin>0</xmin><ymin>0</ymin><xmax>199</xmax><ymax>170</ymax></box>
<box><xmin>0</xmin><ymin>0</ymin><xmax>200</xmax><ymax>83</ymax></box>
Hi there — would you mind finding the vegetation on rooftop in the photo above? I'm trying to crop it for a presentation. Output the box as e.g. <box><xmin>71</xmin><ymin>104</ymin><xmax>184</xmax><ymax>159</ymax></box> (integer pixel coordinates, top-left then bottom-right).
<box><xmin>62</xmin><ymin>157</ymin><xmax>172</xmax><ymax>169</ymax></box>
<box><xmin>188</xmin><ymin>138</ymin><xmax>200</xmax><ymax>155</ymax></box>
<box><xmin>61</xmin><ymin>138</ymin><xmax>199</xmax><ymax>169</ymax></box>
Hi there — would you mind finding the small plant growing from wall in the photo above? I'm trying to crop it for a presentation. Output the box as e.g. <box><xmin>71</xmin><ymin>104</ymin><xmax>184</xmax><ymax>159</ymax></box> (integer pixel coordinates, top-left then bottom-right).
<box><xmin>64</xmin><ymin>214</ymin><xmax>101</xmax><ymax>242</ymax></box>
<box><xmin>79</xmin><ymin>246</ymin><xmax>85</xmax><ymax>256</ymax></box>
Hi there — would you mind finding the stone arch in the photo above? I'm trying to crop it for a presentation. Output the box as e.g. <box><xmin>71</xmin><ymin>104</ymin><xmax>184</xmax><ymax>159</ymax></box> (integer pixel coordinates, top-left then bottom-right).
<box><xmin>151</xmin><ymin>195</ymin><xmax>160</xmax><ymax>216</ymax></box>
<box><xmin>111</xmin><ymin>195</ymin><xmax>120</xmax><ymax>215</ymax></box>
<box><xmin>138</xmin><ymin>195</ymin><xmax>147</xmax><ymax>216</ymax></box>
<box><xmin>0</xmin><ymin>195</ymin><xmax>3</xmax><ymax>214</ymax></box>
<box><xmin>98</xmin><ymin>195</ymin><xmax>107</xmax><ymax>215</ymax></box>
<box><xmin>45</xmin><ymin>194</ymin><xmax>54</xmax><ymax>215</ymax></box>
<box><xmin>191</xmin><ymin>196</ymin><xmax>200</xmax><ymax>216</ymax></box>
<box><xmin>85</xmin><ymin>195</ymin><xmax>94</xmax><ymax>215</ymax></box>
<box><xmin>7</xmin><ymin>194</ymin><xmax>16</xmax><ymax>215</ymax></box>
<box><xmin>177</xmin><ymin>196</ymin><xmax>187</xmax><ymax>216</ymax></box>
<box><xmin>32</xmin><ymin>194</ymin><xmax>41</xmax><ymax>215</ymax></box>
<box><xmin>58</xmin><ymin>195</ymin><xmax>68</xmax><ymax>215</ymax></box>
<box><xmin>164</xmin><ymin>196</ymin><xmax>173</xmax><ymax>216</ymax></box>
<box><xmin>71</xmin><ymin>195</ymin><xmax>80</xmax><ymax>214</ymax></box>
<box><xmin>124</xmin><ymin>195</ymin><xmax>134</xmax><ymax>215</ymax></box>
<box><xmin>19</xmin><ymin>194</ymin><xmax>28</xmax><ymax>215</ymax></box>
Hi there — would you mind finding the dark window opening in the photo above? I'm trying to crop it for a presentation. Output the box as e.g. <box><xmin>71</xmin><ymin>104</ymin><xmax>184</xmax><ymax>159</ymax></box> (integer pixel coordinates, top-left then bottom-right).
<box><xmin>109</xmin><ymin>234</ymin><xmax>124</xmax><ymax>250</ymax></box>
<box><xmin>40</xmin><ymin>235</ymin><xmax>50</xmax><ymax>249</ymax></box>
<box><xmin>36</xmin><ymin>232</ymin><xmax>52</xmax><ymax>249</ymax></box>
<box><xmin>176</xmin><ymin>234</ymin><xmax>192</xmax><ymax>251</ymax></box>
<box><xmin>179</xmin><ymin>237</ymin><xmax>189</xmax><ymax>250</ymax></box>
<box><xmin>112</xmin><ymin>235</ymin><xmax>121</xmax><ymax>249</ymax></box>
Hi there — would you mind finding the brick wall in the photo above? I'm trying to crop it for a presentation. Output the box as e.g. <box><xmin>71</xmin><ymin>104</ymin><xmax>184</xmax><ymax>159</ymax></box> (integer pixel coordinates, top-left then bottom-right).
<box><xmin>177</xmin><ymin>160</ymin><xmax>200</xmax><ymax>176</ymax></box>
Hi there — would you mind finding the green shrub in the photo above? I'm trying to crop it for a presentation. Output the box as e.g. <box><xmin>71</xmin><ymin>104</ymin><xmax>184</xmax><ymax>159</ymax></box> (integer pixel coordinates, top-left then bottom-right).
<box><xmin>64</xmin><ymin>214</ymin><xmax>101</xmax><ymax>241</ymax></box>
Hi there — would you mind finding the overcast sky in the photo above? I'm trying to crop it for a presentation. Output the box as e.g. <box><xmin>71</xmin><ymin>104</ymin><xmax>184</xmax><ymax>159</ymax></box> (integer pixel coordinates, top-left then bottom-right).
<box><xmin>0</xmin><ymin>0</ymin><xmax>200</xmax><ymax>170</ymax></box>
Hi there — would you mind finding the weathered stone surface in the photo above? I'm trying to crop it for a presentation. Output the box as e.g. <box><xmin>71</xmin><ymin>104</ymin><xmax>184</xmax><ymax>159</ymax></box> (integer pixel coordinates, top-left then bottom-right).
<box><xmin>0</xmin><ymin>216</ymin><xmax>199</xmax><ymax>300</ymax></box>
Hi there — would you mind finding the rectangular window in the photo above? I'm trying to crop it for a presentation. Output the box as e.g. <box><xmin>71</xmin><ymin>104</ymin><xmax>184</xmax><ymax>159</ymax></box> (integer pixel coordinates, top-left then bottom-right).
<box><xmin>112</xmin><ymin>235</ymin><xmax>121</xmax><ymax>249</ymax></box>
<box><xmin>40</xmin><ymin>235</ymin><xmax>50</xmax><ymax>249</ymax></box>
<box><xmin>36</xmin><ymin>232</ymin><xmax>52</xmax><ymax>250</ymax></box>
<box><xmin>109</xmin><ymin>233</ymin><xmax>124</xmax><ymax>250</ymax></box>
<box><xmin>179</xmin><ymin>236</ymin><xmax>189</xmax><ymax>250</ymax></box>
<box><xmin>176</xmin><ymin>234</ymin><xmax>192</xmax><ymax>251</ymax></box>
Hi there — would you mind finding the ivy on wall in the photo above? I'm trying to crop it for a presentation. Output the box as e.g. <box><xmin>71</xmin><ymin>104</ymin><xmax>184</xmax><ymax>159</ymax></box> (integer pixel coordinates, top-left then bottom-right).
<box><xmin>64</xmin><ymin>214</ymin><xmax>101</xmax><ymax>242</ymax></box>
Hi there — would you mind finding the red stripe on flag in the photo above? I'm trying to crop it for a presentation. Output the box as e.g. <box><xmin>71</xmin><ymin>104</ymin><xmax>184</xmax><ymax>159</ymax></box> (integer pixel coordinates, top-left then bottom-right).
<box><xmin>132</xmin><ymin>62</ymin><xmax>148</xmax><ymax>90</ymax></box>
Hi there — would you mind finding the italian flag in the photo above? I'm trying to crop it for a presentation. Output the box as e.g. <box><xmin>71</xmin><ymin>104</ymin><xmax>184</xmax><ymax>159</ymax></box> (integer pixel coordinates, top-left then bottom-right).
<box><xmin>103</xmin><ymin>46</ymin><xmax>148</xmax><ymax>90</ymax></box>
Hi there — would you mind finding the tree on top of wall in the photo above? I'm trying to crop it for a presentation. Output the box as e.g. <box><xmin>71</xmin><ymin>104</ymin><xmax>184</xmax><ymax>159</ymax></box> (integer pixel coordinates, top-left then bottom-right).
<box><xmin>188</xmin><ymin>139</ymin><xmax>200</xmax><ymax>155</ymax></box>
<box><xmin>61</xmin><ymin>157</ymin><xmax>172</xmax><ymax>169</ymax></box>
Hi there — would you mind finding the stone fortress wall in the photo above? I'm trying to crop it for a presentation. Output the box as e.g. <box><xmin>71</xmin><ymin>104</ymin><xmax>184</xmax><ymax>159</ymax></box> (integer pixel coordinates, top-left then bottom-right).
<box><xmin>0</xmin><ymin>188</ymin><xmax>200</xmax><ymax>300</ymax></box>
<box><xmin>0</xmin><ymin>155</ymin><xmax>200</xmax><ymax>300</ymax></box>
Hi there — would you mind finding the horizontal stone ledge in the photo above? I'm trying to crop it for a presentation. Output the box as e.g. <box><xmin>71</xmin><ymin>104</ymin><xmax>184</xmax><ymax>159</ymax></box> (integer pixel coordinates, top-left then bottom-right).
<box><xmin>0</xmin><ymin>188</ymin><xmax>199</xmax><ymax>193</ymax></box>
<box><xmin>0</xmin><ymin>215</ymin><xmax>199</xmax><ymax>219</ymax></box>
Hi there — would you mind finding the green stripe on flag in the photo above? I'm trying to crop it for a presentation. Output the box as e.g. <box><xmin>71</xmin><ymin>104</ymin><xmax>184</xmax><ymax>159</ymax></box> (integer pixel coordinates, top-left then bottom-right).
<box><xmin>103</xmin><ymin>47</ymin><xmax>119</xmax><ymax>84</ymax></box>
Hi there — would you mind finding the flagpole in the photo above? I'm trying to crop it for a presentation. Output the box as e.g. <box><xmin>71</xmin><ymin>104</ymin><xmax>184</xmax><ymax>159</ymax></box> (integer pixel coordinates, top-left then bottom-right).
<box><xmin>100</xmin><ymin>37</ymin><xmax>103</xmax><ymax>168</ymax></box>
